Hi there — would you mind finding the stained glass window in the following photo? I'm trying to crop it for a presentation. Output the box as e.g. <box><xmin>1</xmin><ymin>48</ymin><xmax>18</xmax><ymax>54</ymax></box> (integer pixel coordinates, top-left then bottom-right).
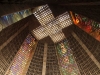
<box><xmin>56</xmin><ymin>39</ymin><xmax>80</xmax><ymax>75</ymax></box>
<box><xmin>70</xmin><ymin>11</ymin><xmax>100</xmax><ymax>41</ymax></box>
<box><xmin>0</xmin><ymin>9</ymin><xmax>32</xmax><ymax>31</ymax></box>
<box><xmin>5</xmin><ymin>34</ymin><xmax>36</xmax><ymax>75</ymax></box>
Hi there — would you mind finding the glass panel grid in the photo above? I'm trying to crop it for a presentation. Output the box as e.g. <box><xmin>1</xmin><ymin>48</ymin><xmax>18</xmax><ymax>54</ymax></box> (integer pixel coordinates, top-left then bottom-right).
<box><xmin>32</xmin><ymin>5</ymin><xmax>74</xmax><ymax>43</ymax></box>
<box><xmin>0</xmin><ymin>9</ymin><xmax>32</xmax><ymax>31</ymax></box>
<box><xmin>50</xmin><ymin>31</ymin><xmax>65</xmax><ymax>43</ymax></box>
<box><xmin>72</xmin><ymin>12</ymin><xmax>100</xmax><ymax>41</ymax></box>
<box><xmin>57</xmin><ymin>12</ymin><xmax>73</xmax><ymax>29</ymax></box>
<box><xmin>5</xmin><ymin>34</ymin><xmax>36</xmax><ymax>75</ymax></box>
<box><xmin>33</xmin><ymin>26</ymin><xmax>48</xmax><ymax>40</ymax></box>
<box><xmin>45</xmin><ymin>19</ymin><xmax>61</xmax><ymax>35</ymax></box>
<box><xmin>33</xmin><ymin>4</ymin><xmax>55</xmax><ymax>26</ymax></box>
<box><xmin>56</xmin><ymin>39</ymin><xmax>80</xmax><ymax>75</ymax></box>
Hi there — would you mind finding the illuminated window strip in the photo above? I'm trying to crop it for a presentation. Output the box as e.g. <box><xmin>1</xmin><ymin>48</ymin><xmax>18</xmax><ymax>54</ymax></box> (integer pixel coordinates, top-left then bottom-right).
<box><xmin>34</xmin><ymin>14</ymin><xmax>54</xmax><ymax>26</ymax></box>
<box><xmin>56</xmin><ymin>12</ymin><xmax>73</xmax><ymax>29</ymax></box>
<box><xmin>0</xmin><ymin>9</ymin><xmax>32</xmax><ymax>32</ymax></box>
<box><xmin>34</xmin><ymin>5</ymin><xmax>51</xmax><ymax>16</ymax></box>
<box><xmin>37</xmin><ymin>14</ymin><xmax>54</xmax><ymax>26</ymax></box>
<box><xmin>45</xmin><ymin>19</ymin><xmax>61</xmax><ymax>35</ymax></box>
<box><xmin>56</xmin><ymin>40</ymin><xmax>81</xmax><ymax>75</ymax></box>
<box><xmin>50</xmin><ymin>31</ymin><xmax>66</xmax><ymax>43</ymax></box>
<box><xmin>71</xmin><ymin>12</ymin><xmax>100</xmax><ymax>41</ymax></box>
<box><xmin>35</xmin><ymin>9</ymin><xmax>52</xmax><ymax>18</ymax></box>
<box><xmin>59</xmin><ymin>19</ymin><xmax>73</xmax><ymax>28</ymax></box>
<box><xmin>36</xmin><ymin>4</ymin><xmax>49</xmax><ymax>12</ymax></box>
<box><xmin>33</xmin><ymin>26</ymin><xmax>48</xmax><ymax>40</ymax></box>
<box><xmin>5</xmin><ymin>34</ymin><xmax>35</xmax><ymax>75</ymax></box>
<box><xmin>33</xmin><ymin>5</ymin><xmax>73</xmax><ymax>43</ymax></box>
<box><xmin>33</xmin><ymin>5</ymin><xmax>55</xmax><ymax>26</ymax></box>
<box><xmin>57</xmin><ymin>12</ymin><xmax>70</xmax><ymax>22</ymax></box>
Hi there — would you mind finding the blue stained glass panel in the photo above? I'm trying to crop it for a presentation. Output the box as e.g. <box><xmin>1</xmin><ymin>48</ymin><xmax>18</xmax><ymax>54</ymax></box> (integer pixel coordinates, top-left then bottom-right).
<box><xmin>0</xmin><ymin>9</ymin><xmax>32</xmax><ymax>31</ymax></box>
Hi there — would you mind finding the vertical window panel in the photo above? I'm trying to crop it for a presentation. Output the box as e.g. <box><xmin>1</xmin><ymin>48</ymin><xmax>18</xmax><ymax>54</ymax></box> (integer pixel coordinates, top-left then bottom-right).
<box><xmin>5</xmin><ymin>34</ymin><xmax>36</xmax><ymax>75</ymax></box>
<box><xmin>33</xmin><ymin>4</ymin><xmax>55</xmax><ymax>26</ymax></box>
<box><xmin>0</xmin><ymin>9</ymin><xmax>32</xmax><ymax>31</ymax></box>
<box><xmin>56</xmin><ymin>12</ymin><xmax>73</xmax><ymax>29</ymax></box>
<box><xmin>56</xmin><ymin>39</ymin><xmax>80</xmax><ymax>75</ymax></box>
<box><xmin>50</xmin><ymin>31</ymin><xmax>65</xmax><ymax>43</ymax></box>
<box><xmin>71</xmin><ymin>12</ymin><xmax>100</xmax><ymax>41</ymax></box>
<box><xmin>33</xmin><ymin>26</ymin><xmax>48</xmax><ymax>40</ymax></box>
<box><xmin>45</xmin><ymin>19</ymin><xmax>61</xmax><ymax>35</ymax></box>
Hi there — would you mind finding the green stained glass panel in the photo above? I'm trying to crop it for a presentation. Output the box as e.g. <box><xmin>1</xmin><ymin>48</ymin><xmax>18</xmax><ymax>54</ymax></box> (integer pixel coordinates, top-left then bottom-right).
<box><xmin>56</xmin><ymin>39</ymin><xmax>80</xmax><ymax>75</ymax></box>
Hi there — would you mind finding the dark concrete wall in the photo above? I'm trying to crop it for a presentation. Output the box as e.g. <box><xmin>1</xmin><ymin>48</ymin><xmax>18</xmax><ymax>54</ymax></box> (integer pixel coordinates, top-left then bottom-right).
<box><xmin>0</xmin><ymin>15</ymin><xmax>31</xmax><ymax>46</ymax></box>
<box><xmin>67</xmin><ymin>34</ymin><xmax>100</xmax><ymax>75</ymax></box>
<box><xmin>0</xmin><ymin>4</ymin><xmax>33</xmax><ymax>16</ymax></box>
<box><xmin>73</xmin><ymin>25</ymin><xmax>100</xmax><ymax>63</ymax></box>
<box><xmin>26</xmin><ymin>43</ymin><xmax>44</xmax><ymax>75</ymax></box>
<box><xmin>0</xmin><ymin>26</ymin><xmax>29</xmax><ymax>75</ymax></box>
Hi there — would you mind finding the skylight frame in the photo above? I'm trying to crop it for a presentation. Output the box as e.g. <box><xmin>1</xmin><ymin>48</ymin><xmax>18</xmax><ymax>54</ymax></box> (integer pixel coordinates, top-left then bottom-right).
<box><xmin>33</xmin><ymin>4</ymin><xmax>55</xmax><ymax>26</ymax></box>
<box><xmin>32</xmin><ymin>4</ymin><xmax>73</xmax><ymax>43</ymax></box>
<box><xmin>56</xmin><ymin>12</ymin><xmax>73</xmax><ymax>29</ymax></box>
<box><xmin>33</xmin><ymin>26</ymin><xmax>48</xmax><ymax>40</ymax></box>
<box><xmin>50</xmin><ymin>31</ymin><xmax>66</xmax><ymax>43</ymax></box>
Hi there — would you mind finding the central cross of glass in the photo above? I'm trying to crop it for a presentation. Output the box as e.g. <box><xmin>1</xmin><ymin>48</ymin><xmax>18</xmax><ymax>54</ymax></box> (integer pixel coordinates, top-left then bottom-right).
<box><xmin>32</xmin><ymin>4</ymin><xmax>73</xmax><ymax>43</ymax></box>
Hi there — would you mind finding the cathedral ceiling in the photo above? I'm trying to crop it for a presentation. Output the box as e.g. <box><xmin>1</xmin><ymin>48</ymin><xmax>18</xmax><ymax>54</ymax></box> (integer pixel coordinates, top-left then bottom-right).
<box><xmin>0</xmin><ymin>0</ymin><xmax>100</xmax><ymax>4</ymax></box>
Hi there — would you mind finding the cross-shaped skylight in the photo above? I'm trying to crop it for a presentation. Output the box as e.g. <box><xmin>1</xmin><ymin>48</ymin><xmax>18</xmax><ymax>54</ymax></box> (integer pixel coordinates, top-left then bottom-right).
<box><xmin>32</xmin><ymin>4</ymin><xmax>73</xmax><ymax>43</ymax></box>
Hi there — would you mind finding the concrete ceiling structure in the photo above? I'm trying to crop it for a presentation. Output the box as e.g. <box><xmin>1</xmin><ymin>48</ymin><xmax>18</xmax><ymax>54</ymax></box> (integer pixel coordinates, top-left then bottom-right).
<box><xmin>0</xmin><ymin>0</ymin><xmax>100</xmax><ymax>4</ymax></box>
<box><xmin>0</xmin><ymin>2</ymin><xmax>100</xmax><ymax>44</ymax></box>
<box><xmin>0</xmin><ymin>1</ymin><xmax>100</xmax><ymax>75</ymax></box>
<box><xmin>1</xmin><ymin>3</ymin><xmax>100</xmax><ymax>44</ymax></box>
